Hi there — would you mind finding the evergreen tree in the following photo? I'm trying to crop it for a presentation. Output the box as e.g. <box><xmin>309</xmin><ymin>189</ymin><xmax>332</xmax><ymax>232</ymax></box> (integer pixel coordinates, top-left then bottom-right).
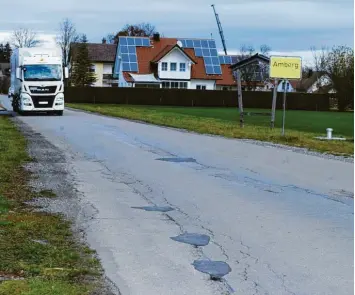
<box><xmin>70</xmin><ymin>34</ymin><xmax>96</xmax><ymax>87</ymax></box>
<box><xmin>4</xmin><ymin>43</ymin><xmax>12</xmax><ymax>61</ymax></box>
<box><xmin>0</xmin><ymin>42</ymin><xmax>12</xmax><ymax>62</ymax></box>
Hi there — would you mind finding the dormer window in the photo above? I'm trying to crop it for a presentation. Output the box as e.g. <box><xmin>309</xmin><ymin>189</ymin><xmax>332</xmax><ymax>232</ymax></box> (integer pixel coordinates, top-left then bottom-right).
<box><xmin>162</xmin><ymin>62</ymin><xmax>168</xmax><ymax>71</ymax></box>
<box><xmin>180</xmin><ymin>63</ymin><xmax>186</xmax><ymax>72</ymax></box>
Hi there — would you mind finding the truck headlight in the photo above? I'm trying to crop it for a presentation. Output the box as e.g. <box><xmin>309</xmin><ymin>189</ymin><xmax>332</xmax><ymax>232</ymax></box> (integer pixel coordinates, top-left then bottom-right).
<box><xmin>20</xmin><ymin>93</ymin><xmax>31</xmax><ymax>103</ymax></box>
<box><xmin>55</xmin><ymin>93</ymin><xmax>64</xmax><ymax>101</ymax></box>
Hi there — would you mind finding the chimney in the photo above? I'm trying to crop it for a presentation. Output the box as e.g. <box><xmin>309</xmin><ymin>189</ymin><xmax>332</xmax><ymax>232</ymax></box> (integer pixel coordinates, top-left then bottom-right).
<box><xmin>153</xmin><ymin>33</ymin><xmax>160</xmax><ymax>41</ymax></box>
<box><xmin>102</xmin><ymin>38</ymin><xmax>107</xmax><ymax>44</ymax></box>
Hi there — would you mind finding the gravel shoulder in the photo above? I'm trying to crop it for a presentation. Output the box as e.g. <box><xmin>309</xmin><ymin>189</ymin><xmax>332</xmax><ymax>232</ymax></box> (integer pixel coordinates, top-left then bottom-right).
<box><xmin>5</xmin><ymin>117</ymin><xmax>120</xmax><ymax>295</ymax></box>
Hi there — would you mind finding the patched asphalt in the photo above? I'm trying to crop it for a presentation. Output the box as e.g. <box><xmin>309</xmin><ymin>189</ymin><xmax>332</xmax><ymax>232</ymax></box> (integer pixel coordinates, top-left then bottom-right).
<box><xmin>1</xmin><ymin>95</ymin><xmax>353</xmax><ymax>295</ymax></box>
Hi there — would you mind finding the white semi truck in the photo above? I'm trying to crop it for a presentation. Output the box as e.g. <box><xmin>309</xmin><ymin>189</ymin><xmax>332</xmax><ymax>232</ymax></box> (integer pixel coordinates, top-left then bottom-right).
<box><xmin>10</xmin><ymin>47</ymin><xmax>68</xmax><ymax>115</ymax></box>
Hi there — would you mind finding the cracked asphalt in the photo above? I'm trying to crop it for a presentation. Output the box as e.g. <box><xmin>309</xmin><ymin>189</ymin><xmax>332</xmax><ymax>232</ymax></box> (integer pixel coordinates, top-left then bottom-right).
<box><xmin>1</xmin><ymin>95</ymin><xmax>353</xmax><ymax>295</ymax></box>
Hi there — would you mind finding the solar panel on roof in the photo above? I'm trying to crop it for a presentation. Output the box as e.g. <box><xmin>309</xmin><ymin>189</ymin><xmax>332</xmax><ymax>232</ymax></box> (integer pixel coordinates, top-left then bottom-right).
<box><xmin>121</xmin><ymin>63</ymin><xmax>130</xmax><ymax>71</ymax></box>
<box><xmin>193</xmin><ymin>40</ymin><xmax>201</xmax><ymax>48</ymax></box>
<box><xmin>120</xmin><ymin>37</ymin><xmax>127</xmax><ymax>45</ymax></box>
<box><xmin>127</xmin><ymin>38</ymin><xmax>135</xmax><ymax>45</ymax></box>
<box><xmin>219</xmin><ymin>55</ymin><xmax>235</xmax><ymax>65</ymax></box>
<box><xmin>116</xmin><ymin>36</ymin><xmax>151</xmax><ymax>73</ymax></box>
<box><xmin>186</xmin><ymin>39</ymin><xmax>193</xmax><ymax>48</ymax></box>
<box><xmin>135</xmin><ymin>38</ymin><xmax>143</xmax><ymax>46</ymax></box>
<box><xmin>208</xmin><ymin>40</ymin><xmax>216</xmax><ymax>49</ymax></box>
<box><xmin>201</xmin><ymin>40</ymin><xmax>209</xmax><ymax>48</ymax></box>
<box><xmin>178</xmin><ymin>38</ymin><xmax>223</xmax><ymax>75</ymax></box>
<box><xmin>211</xmin><ymin>56</ymin><xmax>219</xmax><ymax>65</ymax></box>
<box><xmin>202</xmin><ymin>48</ymin><xmax>209</xmax><ymax>56</ymax></box>
<box><xmin>210</xmin><ymin>49</ymin><xmax>218</xmax><ymax>56</ymax></box>
<box><xmin>130</xmin><ymin>63</ymin><xmax>138</xmax><ymax>72</ymax></box>
<box><xmin>121</xmin><ymin>54</ymin><xmax>129</xmax><ymax>62</ymax></box>
<box><xmin>142</xmin><ymin>39</ymin><xmax>150</xmax><ymax>46</ymax></box>
<box><xmin>195</xmin><ymin>48</ymin><xmax>203</xmax><ymax>57</ymax></box>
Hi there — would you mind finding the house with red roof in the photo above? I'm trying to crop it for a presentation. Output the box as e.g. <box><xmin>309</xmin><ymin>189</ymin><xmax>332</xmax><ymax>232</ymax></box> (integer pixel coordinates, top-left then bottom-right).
<box><xmin>113</xmin><ymin>33</ymin><xmax>238</xmax><ymax>91</ymax></box>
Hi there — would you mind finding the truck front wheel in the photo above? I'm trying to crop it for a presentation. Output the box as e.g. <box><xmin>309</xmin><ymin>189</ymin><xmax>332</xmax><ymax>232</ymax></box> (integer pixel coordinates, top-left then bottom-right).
<box><xmin>56</xmin><ymin>111</ymin><xmax>63</xmax><ymax>116</ymax></box>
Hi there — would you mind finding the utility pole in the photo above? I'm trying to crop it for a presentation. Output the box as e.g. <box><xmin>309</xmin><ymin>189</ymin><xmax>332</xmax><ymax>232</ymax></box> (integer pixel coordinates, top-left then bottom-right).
<box><xmin>211</xmin><ymin>4</ymin><xmax>228</xmax><ymax>55</ymax></box>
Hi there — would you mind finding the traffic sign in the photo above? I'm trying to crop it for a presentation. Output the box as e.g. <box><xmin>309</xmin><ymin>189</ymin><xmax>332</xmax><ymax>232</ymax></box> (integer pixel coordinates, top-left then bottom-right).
<box><xmin>269</xmin><ymin>56</ymin><xmax>302</xmax><ymax>79</ymax></box>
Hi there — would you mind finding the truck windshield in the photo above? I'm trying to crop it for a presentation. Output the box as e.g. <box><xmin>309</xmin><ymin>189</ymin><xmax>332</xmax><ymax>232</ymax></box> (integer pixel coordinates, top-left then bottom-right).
<box><xmin>23</xmin><ymin>65</ymin><xmax>62</xmax><ymax>81</ymax></box>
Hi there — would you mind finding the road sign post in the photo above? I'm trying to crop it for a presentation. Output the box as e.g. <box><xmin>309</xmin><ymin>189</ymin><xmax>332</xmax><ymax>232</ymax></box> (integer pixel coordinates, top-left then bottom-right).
<box><xmin>282</xmin><ymin>84</ymin><xmax>287</xmax><ymax>136</ymax></box>
<box><xmin>270</xmin><ymin>79</ymin><xmax>278</xmax><ymax>128</ymax></box>
<box><xmin>269</xmin><ymin>56</ymin><xmax>302</xmax><ymax>136</ymax></box>
<box><xmin>236</xmin><ymin>70</ymin><xmax>244</xmax><ymax>128</ymax></box>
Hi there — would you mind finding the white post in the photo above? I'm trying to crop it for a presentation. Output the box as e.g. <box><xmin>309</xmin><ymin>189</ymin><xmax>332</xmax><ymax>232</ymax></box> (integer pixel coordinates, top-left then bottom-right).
<box><xmin>326</xmin><ymin>128</ymin><xmax>333</xmax><ymax>139</ymax></box>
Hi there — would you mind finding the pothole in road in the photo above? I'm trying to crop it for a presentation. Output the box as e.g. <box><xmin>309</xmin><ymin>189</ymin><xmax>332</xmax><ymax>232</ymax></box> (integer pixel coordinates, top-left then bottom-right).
<box><xmin>192</xmin><ymin>260</ymin><xmax>232</xmax><ymax>281</ymax></box>
<box><xmin>131</xmin><ymin>206</ymin><xmax>175</xmax><ymax>212</ymax></box>
<box><xmin>156</xmin><ymin>157</ymin><xmax>197</xmax><ymax>163</ymax></box>
<box><xmin>171</xmin><ymin>233</ymin><xmax>210</xmax><ymax>247</ymax></box>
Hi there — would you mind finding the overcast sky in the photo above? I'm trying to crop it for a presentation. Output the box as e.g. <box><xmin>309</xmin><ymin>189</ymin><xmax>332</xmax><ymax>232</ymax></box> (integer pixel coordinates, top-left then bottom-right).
<box><xmin>0</xmin><ymin>0</ymin><xmax>353</xmax><ymax>63</ymax></box>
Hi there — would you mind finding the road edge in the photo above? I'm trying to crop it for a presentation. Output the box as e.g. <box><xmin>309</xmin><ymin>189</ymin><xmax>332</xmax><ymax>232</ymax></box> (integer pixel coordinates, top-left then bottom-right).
<box><xmin>66</xmin><ymin>106</ymin><xmax>353</xmax><ymax>163</ymax></box>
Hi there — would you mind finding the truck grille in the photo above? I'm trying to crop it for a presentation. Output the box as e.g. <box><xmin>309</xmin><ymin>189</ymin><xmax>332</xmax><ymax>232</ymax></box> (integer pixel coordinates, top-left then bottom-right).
<box><xmin>31</xmin><ymin>96</ymin><xmax>55</xmax><ymax>108</ymax></box>
<box><xmin>29</xmin><ymin>86</ymin><xmax>57</xmax><ymax>94</ymax></box>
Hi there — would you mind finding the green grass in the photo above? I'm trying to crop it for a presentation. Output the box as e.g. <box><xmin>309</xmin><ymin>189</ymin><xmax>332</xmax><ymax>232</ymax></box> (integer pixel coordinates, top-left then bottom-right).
<box><xmin>68</xmin><ymin>104</ymin><xmax>354</xmax><ymax>156</ymax></box>
<box><xmin>0</xmin><ymin>279</ymin><xmax>90</xmax><ymax>295</ymax></box>
<box><xmin>0</xmin><ymin>117</ymin><xmax>101</xmax><ymax>294</ymax></box>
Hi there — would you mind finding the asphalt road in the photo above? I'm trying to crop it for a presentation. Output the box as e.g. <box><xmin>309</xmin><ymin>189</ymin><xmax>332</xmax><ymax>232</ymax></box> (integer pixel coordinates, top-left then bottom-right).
<box><xmin>1</xmin><ymin>95</ymin><xmax>353</xmax><ymax>295</ymax></box>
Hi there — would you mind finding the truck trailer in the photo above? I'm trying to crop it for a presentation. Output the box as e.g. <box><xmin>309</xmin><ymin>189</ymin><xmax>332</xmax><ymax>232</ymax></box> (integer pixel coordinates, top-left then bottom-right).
<box><xmin>10</xmin><ymin>47</ymin><xmax>68</xmax><ymax>115</ymax></box>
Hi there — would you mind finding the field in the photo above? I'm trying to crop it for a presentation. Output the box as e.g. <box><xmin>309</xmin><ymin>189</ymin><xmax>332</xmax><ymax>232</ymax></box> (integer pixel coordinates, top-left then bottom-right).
<box><xmin>68</xmin><ymin>104</ymin><xmax>354</xmax><ymax>156</ymax></box>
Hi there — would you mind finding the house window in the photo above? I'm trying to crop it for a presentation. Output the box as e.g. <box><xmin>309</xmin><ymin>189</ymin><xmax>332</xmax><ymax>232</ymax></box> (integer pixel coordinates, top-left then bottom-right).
<box><xmin>162</xmin><ymin>62</ymin><xmax>168</xmax><ymax>71</ymax></box>
<box><xmin>196</xmin><ymin>85</ymin><xmax>206</xmax><ymax>90</ymax></box>
<box><xmin>180</xmin><ymin>63</ymin><xmax>186</xmax><ymax>72</ymax></box>
<box><xmin>171</xmin><ymin>81</ymin><xmax>179</xmax><ymax>88</ymax></box>
<box><xmin>170</xmin><ymin>63</ymin><xmax>177</xmax><ymax>71</ymax></box>
<box><xmin>179</xmin><ymin>82</ymin><xmax>188</xmax><ymax>89</ymax></box>
<box><xmin>89</xmin><ymin>65</ymin><xmax>95</xmax><ymax>73</ymax></box>
<box><xmin>162</xmin><ymin>81</ymin><xmax>170</xmax><ymax>88</ymax></box>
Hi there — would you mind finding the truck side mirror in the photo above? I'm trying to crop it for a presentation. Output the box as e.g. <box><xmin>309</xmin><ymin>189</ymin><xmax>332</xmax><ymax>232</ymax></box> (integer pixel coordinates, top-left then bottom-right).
<box><xmin>64</xmin><ymin>67</ymin><xmax>69</xmax><ymax>79</ymax></box>
<box><xmin>16</xmin><ymin>67</ymin><xmax>21</xmax><ymax>80</ymax></box>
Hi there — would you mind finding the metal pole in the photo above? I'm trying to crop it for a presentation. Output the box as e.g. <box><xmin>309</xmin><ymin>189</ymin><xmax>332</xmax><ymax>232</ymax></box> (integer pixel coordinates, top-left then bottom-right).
<box><xmin>236</xmin><ymin>70</ymin><xmax>244</xmax><ymax>128</ymax></box>
<box><xmin>281</xmin><ymin>82</ymin><xmax>287</xmax><ymax>136</ymax></box>
<box><xmin>270</xmin><ymin>79</ymin><xmax>278</xmax><ymax>128</ymax></box>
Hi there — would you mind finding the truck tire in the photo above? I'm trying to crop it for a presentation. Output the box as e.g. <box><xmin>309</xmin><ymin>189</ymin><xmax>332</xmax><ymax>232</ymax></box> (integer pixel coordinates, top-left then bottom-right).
<box><xmin>56</xmin><ymin>111</ymin><xmax>63</xmax><ymax>116</ymax></box>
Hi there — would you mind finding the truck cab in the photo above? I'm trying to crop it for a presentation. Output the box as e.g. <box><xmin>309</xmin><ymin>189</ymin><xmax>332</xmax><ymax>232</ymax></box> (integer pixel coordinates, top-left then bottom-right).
<box><xmin>11</xmin><ymin>48</ymin><xmax>68</xmax><ymax>116</ymax></box>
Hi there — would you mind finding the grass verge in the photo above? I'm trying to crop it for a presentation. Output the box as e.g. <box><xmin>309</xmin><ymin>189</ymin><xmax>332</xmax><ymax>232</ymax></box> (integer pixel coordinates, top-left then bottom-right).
<box><xmin>0</xmin><ymin>117</ymin><xmax>101</xmax><ymax>295</ymax></box>
<box><xmin>68</xmin><ymin>104</ymin><xmax>354</xmax><ymax>156</ymax></box>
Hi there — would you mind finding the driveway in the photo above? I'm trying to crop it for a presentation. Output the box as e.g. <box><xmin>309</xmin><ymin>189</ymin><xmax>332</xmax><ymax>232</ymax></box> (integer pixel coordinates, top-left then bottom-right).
<box><xmin>1</xmin><ymin>95</ymin><xmax>353</xmax><ymax>295</ymax></box>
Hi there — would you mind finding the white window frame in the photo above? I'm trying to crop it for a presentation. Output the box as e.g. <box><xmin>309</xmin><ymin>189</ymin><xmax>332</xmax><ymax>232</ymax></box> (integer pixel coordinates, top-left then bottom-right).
<box><xmin>162</xmin><ymin>81</ymin><xmax>170</xmax><ymax>88</ymax></box>
<box><xmin>170</xmin><ymin>62</ymin><xmax>177</xmax><ymax>71</ymax></box>
<box><xmin>162</xmin><ymin>62</ymin><xmax>168</xmax><ymax>71</ymax></box>
<box><xmin>196</xmin><ymin>85</ymin><xmax>206</xmax><ymax>90</ymax></box>
<box><xmin>171</xmin><ymin>81</ymin><xmax>179</xmax><ymax>88</ymax></box>
<box><xmin>161</xmin><ymin>81</ymin><xmax>188</xmax><ymax>89</ymax></box>
<box><xmin>179</xmin><ymin>63</ymin><xmax>186</xmax><ymax>72</ymax></box>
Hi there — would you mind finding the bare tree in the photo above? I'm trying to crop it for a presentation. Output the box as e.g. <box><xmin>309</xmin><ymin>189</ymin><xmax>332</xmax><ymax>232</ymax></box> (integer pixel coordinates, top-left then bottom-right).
<box><xmin>56</xmin><ymin>18</ymin><xmax>79</xmax><ymax>67</ymax></box>
<box><xmin>312</xmin><ymin>45</ymin><xmax>354</xmax><ymax>111</ymax></box>
<box><xmin>260</xmin><ymin>44</ymin><xmax>271</xmax><ymax>57</ymax></box>
<box><xmin>110</xmin><ymin>22</ymin><xmax>157</xmax><ymax>44</ymax></box>
<box><xmin>106</xmin><ymin>33</ymin><xmax>115</xmax><ymax>44</ymax></box>
<box><xmin>11</xmin><ymin>28</ymin><xmax>40</xmax><ymax>48</ymax></box>
<box><xmin>238</xmin><ymin>44</ymin><xmax>271</xmax><ymax>91</ymax></box>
